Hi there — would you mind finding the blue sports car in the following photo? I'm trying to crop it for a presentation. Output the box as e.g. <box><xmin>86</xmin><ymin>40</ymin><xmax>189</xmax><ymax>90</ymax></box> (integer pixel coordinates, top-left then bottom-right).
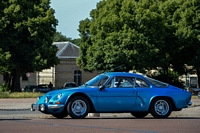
<box><xmin>31</xmin><ymin>72</ymin><xmax>192</xmax><ymax>119</ymax></box>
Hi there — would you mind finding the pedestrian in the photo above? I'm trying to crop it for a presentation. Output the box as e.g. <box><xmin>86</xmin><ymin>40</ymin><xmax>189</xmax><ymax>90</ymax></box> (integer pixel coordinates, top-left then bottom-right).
<box><xmin>48</xmin><ymin>82</ymin><xmax>53</xmax><ymax>91</ymax></box>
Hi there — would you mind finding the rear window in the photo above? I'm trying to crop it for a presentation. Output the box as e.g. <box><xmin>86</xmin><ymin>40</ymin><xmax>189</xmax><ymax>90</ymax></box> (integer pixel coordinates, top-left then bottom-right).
<box><xmin>145</xmin><ymin>77</ymin><xmax>168</xmax><ymax>88</ymax></box>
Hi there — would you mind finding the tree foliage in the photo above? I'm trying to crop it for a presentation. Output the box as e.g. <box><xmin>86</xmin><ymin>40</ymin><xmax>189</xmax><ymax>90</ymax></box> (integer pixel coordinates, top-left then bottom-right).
<box><xmin>53</xmin><ymin>31</ymin><xmax>80</xmax><ymax>46</ymax></box>
<box><xmin>0</xmin><ymin>0</ymin><xmax>59</xmax><ymax>91</ymax></box>
<box><xmin>0</xmin><ymin>48</ymin><xmax>11</xmax><ymax>74</ymax></box>
<box><xmin>172</xmin><ymin>0</ymin><xmax>200</xmax><ymax>86</ymax></box>
<box><xmin>77</xmin><ymin>0</ymin><xmax>168</xmax><ymax>72</ymax></box>
<box><xmin>77</xmin><ymin>0</ymin><xmax>200</xmax><ymax>84</ymax></box>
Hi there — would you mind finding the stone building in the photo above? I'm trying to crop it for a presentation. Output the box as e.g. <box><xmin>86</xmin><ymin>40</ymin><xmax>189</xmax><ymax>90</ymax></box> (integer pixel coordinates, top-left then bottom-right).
<box><xmin>0</xmin><ymin>42</ymin><xmax>99</xmax><ymax>90</ymax></box>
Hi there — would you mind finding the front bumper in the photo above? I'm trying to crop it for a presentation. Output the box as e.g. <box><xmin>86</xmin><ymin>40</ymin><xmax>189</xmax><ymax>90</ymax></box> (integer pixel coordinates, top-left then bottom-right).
<box><xmin>31</xmin><ymin>103</ymin><xmax>65</xmax><ymax>112</ymax></box>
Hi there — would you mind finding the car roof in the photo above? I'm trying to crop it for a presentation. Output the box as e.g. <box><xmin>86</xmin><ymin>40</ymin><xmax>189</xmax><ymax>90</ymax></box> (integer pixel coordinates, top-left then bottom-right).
<box><xmin>101</xmin><ymin>72</ymin><xmax>144</xmax><ymax>78</ymax></box>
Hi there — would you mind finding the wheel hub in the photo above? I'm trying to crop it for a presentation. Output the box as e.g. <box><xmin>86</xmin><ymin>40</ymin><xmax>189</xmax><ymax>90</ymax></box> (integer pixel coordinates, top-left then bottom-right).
<box><xmin>71</xmin><ymin>100</ymin><xmax>87</xmax><ymax>116</ymax></box>
<box><xmin>155</xmin><ymin>100</ymin><xmax>169</xmax><ymax>115</ymax></box>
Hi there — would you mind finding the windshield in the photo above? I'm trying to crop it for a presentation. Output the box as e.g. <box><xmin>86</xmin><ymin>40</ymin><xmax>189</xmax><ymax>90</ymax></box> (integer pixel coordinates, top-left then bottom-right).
<box><xmin>145</xmin><ymin>76</ymin><xmax>169</xmax><ymax>88</ymax></box>
<box><xmin>83</xmin><ymin>75</ymin><xmax>109</xmax><ymax>87</ymax></box>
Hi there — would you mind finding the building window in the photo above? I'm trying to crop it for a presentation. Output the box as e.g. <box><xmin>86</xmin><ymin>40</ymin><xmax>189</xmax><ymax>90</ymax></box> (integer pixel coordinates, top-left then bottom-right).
<box><xmin>22</xmin><ymin>74</ymin><xmax>28</xmax><ymax>81</ymax></box>
<box><xmin>74</xmin><ymin>70</ymin><xmax>82</xmax><ymax>86</ymax></box>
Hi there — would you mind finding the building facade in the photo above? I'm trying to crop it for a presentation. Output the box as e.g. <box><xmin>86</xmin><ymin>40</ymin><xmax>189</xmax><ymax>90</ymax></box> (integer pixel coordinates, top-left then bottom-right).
<box><xmin>0</xmin><ymin>42</ymin><xmax>99</xmax><ymax>90</ymax></box>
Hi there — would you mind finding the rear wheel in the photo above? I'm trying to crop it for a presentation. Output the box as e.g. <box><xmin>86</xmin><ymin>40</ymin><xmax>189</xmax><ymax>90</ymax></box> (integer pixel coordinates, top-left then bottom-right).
<box><xmin>150</xmin><ymin>98</ymin><xmax>172</xmax><ymax>118</ymax></box>
<box><xmin>67</xmin><ymin>96</ymin><xmax>90</xmax><ymax>119</ymax></box>
<box><xmin>130</xmin><ymin>112</ymin><xmax>148</xmax><ymax>118</ymax></box>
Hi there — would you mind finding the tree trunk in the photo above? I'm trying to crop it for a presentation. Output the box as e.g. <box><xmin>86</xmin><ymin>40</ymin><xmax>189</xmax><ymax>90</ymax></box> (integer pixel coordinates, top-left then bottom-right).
<box><xmin>11</xmin><ymin>70</ymin><xmax>15</xmax><ymax>92</ymax></box>
<box><xmin>8</xmin><ymin>73</ymin><xmax>12</xmax><ymax>90</ymax></box>
<box><xmin>11</xmin><ymin>66</ymin><xmax>21</xmax><ymax>92</ymax></box>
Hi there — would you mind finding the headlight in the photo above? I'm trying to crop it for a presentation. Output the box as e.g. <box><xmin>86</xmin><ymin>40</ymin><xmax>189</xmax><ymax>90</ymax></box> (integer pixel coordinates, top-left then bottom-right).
<box><xmin>53</xmin><ymin>93</ymin><xmax>63</xmax><ymax>101</ymax></box>
<box><xmin>44</xmin><ymin>95</ymin><xmax>52</xmax><ymax>103</ymax></box>
<box><xmin>37</xmin><ymin>96</ymin><xmax>42</xmax><ymax>100</ymax></box>
<box><xmin>45</xmin><ymin>96</ymin><xmax>50</xmax><ymax>103</ymax></box>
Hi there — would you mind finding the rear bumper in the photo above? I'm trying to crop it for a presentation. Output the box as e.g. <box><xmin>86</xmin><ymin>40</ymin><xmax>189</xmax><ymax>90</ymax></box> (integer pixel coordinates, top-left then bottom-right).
<box><xmin>187</xmin><ymin>101</ymin><xmax>192</xmax><ymax>106</ymax></box>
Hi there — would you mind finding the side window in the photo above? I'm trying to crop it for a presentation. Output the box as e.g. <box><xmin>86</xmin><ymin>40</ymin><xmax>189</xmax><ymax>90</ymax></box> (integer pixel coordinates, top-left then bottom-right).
<box><xmin>135</xmin><ymin>78</ymin><xmax>150</xmax><ymax>88</ymax></box>
<box><xmin>106</xmin><ymin>78</ymin><xmax>114</xmax><ymax>88</ymax></box>
<box><xmin>117</xmin><ymin>77</ymin><xmax>134</xmax><ymax>88</ymax></box>
<box><xmin>99</xmin><ymin>76</ymin><xmax>109</xmax><ymax>86</ymax></box>
<box><xmin>106</xmin><ymin>77</ymin><xmax>134</xmax><ymax>88</ymax></box>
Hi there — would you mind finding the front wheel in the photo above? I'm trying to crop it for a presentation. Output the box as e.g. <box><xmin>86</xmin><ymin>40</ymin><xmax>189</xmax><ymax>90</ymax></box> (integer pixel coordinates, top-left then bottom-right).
<box><xmin>67</xmin><ymin>96</ymin><xmax>90</xmax><ymax>119</ymax></box>
<box><xmin>150</xmin><ymin>98</ymin><xmax>172</xmax><ymax>118</ymax></box>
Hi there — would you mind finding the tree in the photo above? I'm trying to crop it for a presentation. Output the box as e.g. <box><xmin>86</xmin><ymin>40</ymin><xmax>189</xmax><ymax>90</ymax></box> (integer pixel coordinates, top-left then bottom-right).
<box><xmin>77</xmin><ymin>0</ymin><xmax>200</xmax><ymax>85</ymax></box>
<box><xmin>77</xmin><ymin>0</ymin><xmax>168</xmax><ymax>73</ymax></box>
<box><xmin>0</xmin><ymin>0</ymin><xmax>59</xmax><ymax>91</ymax></box>
<box><xmin>154</xmin><ymin>0</ymin><xmax>183</xmax><ymax>82</ymax></box>
<box><xmin>77</xmin><ymin>0</ymin><xmax>192</xmax><ymax>83</ymax></box>
<box><xmin>173</xmin><ymin>0</ymin><xmax>200</xmax><ymax>86</ymax></box>
<box><xmin>77</xmin><ymin>0</ymin><xmax>144</xmax><ymax>72</ymax></box>
<box><xmin>54</xmin><ymin>31</ymin><xmax>72</xmax><ymax>42</ymax></box>
<box><xmin>53</xmin><ymin>31</ymin><xmax>81</xmax><ymax>46</ymax></box>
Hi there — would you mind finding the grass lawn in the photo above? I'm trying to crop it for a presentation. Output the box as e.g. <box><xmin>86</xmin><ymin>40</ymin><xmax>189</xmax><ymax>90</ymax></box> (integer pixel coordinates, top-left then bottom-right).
<box><xmin>0</xmin><ymin>92</ymin><xmax>44</xmax><ymax>98</ymax></box>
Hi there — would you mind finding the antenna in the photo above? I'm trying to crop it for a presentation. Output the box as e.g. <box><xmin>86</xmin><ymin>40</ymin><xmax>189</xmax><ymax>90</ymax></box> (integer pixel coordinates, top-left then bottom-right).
<box><xmin>113</xmin><ymin>64</ymin><xmax>124</xmax><ymax>71</ymax></box>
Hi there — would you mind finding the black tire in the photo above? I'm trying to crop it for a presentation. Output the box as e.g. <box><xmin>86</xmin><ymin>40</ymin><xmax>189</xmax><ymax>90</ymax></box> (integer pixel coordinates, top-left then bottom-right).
<box><xmin>150</xmin><ymin>98</ymin><xmax>172</xmax><ymax>118</ymax></box>
<box><xmin>67</xmin><ymin>96</ymin><xmax>90</xmax><ymax>119</ymax></box>
<box><xmin>130</xmin><ymin>112</ymin><xmax>148</xmax><ymax>118</ymax></box>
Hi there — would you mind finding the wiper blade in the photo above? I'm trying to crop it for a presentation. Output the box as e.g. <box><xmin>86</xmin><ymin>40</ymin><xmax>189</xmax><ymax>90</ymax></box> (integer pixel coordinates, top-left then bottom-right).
<box><xmin>81</xmin><ymin>83</ymin><xmax>88</xmax><ymax>87</ymax></box>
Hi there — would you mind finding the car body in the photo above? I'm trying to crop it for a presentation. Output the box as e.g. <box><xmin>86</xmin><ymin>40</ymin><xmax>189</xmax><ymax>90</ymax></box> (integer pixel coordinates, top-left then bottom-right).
<box><xmin>22</xmin><ymin>85</ymin><xmax>37</xmax><ymax>92</ymax></box>
<box><xmin>63</xmin><ymin>82</ymin><xmax>78</xmax><ymax>88</ymax></box>
<box><xmin>31</xmin><ymin>72</ymin><xmax>192</xmax><ymax>119</ymax></box>
<box><xmin>37</xmin><ymin>84</ymin><xmax>51</xmax><ymax>93</ymax></box>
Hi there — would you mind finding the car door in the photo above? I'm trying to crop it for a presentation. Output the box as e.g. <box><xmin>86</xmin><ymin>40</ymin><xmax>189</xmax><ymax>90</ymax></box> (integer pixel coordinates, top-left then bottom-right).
<box><xmin>97</xmin><ymin>76</ymin><xmax>137</xmax><ymax>110</ymax></box>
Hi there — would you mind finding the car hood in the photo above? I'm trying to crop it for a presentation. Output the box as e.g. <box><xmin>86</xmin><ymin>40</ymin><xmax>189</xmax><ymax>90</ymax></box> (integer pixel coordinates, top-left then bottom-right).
<box><xmin>43</xmin><ymin>86</ymin><xmax>97</xmax><ymax>96</ymax></box>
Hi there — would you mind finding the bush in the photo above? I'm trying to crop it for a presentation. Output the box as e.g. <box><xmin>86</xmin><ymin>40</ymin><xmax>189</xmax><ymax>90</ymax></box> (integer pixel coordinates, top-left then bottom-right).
<box><xmin>0</xmin><ymin>83</ymin><xmax>9</xmax><ymax>92</ymax></box>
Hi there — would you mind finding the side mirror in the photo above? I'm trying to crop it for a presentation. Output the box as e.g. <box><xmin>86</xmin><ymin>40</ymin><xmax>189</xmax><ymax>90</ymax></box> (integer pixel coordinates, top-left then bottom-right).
<box><xmin>99</xmin><ymin>85</ymin><xmax>105</xmax><ymax>91</ymax></box>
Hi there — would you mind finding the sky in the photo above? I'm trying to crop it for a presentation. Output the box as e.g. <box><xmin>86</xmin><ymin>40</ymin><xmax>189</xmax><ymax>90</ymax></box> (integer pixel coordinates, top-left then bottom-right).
<box><xmin>50</xmin><ymin>0</ymin><xmax>101</xmax><ymax>39</ymax></box>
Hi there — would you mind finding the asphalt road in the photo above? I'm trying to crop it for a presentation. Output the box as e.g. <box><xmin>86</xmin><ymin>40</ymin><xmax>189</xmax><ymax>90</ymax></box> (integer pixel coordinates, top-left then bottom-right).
<box><xmin>0</xmin><ymin>98</ymin><xmax>200</xmax><ymax>133</ymax></box>
<box><xmin>0</xmin><ymin>116</ymin><xmax>200</xmax><ymax>133</ymax></box>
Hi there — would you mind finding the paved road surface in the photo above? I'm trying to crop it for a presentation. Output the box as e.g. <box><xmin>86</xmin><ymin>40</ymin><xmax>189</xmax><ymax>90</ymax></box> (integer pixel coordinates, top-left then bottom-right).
<box><xmin>0</xmin><ymin>118</ymin><xmax>200</xmax><ymax>133</ymax></box>
<box><xmin>0</xmin><ymin>98</ymin><xmax>200</xmax><ymax>133</ymax></box>
<box><xmin>0</xmin><ymin>98</ymin><xmax>199</xmax><ymax>118</ymax></box>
